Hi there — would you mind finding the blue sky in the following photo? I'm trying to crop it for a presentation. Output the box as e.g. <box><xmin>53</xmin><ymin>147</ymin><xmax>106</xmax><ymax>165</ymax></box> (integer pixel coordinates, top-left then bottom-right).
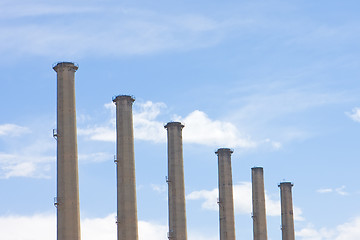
<box><xmin>0</xmin><ymin>0</ymin><xmax>360</xmax><ymax>239</ymax></box>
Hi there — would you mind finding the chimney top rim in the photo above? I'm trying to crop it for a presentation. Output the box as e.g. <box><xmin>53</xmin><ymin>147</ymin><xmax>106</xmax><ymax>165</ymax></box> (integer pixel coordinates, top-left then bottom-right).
<box><xmin>52</xmin><ymin>61</ymin><xmax>79</xmax><ymax>70</ymax></box>
<box><xmin>164</xmin><ymin>121</ymin><xmax>184</xmax><ymax>129</ymax></box>
<box><xmin>251</xmin><ymin>166</ymin><xmax>264</xmax><ymax>170</ymax></box>
<box><xmin>278</xmin><ymin>181</ymin><xmax>294</xmax><ymax>187</ymax></box>
<box><xmin>215</xmin><ymin>148</ymin><xmax>234</xmax><ymax>154</ymax></box>
<box><xmin>112</xmin><ymin>95</ymin><xmax>135</xmax><ymax>103</ymax></box>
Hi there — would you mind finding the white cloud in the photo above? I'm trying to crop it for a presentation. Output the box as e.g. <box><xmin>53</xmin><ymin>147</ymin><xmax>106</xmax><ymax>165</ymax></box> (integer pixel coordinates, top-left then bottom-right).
<box><xmin>138</xmin><ymin>220</ymin><xmax>168</xmax><ymax>240</ymax></box>
<box><xmin>187</xmin><ymin>188</ymin><xmax>219</xmax><ymax>211</ymax></box>
<box><xmin>79</xmin><ymin>101</ymin><xmax>260</xmax><ymax>149</ymax></box>
<box><xmin>133</xmin><ymin>101</ymin><xmax>167</xmax><ymax>142</ymax></box>
<box><xmin>78</xmin><ymin>101</ymin><xmax>166</xmax><ymax>142</ymax></box>
<box><xmin>181</xmin><ymin>110</ymin><xmax>256</xmax><ymax>148</ymax></box>
<box><xmin>5</xmin><ymin>212</ymin><xmax>360</xmax><ymax>240</ymax></box>
<box><xmin>346</xmin><ymin>107</ymin><xmax>360</xmax><ymax>123</ymax></box>
<box><xmin>2</xmin><ymin>161</ymin><xmax>37</xmax><ymax>178</ymax></box>
<box><xmin>0</xmin><ymin>123</ymin><xmax>30</xmax><ymax>137</ymax></box>
<box><xmin>78</xmin><ymin>126</ymin><xmax>115</xmax><ymax>142</ymax></box>
<box><xmin>297</xmin><ymin>217</ymin><xmax>360</xmax><ymax>240</ymax></box>
<box><xmin>0</xmin><ymin>213</ymin><xmax>213</xmax><ymax>240</ymax></box>
<box><xmin>233</xmin><ymin>182</ymin><xmax>254</xmax><ymax>214</ymax></box>
<box><xmin>81</xmin><ymin>214</ymin><xmax>116</xmax><ymax>240</ymax></box>
<box><xmin>294</xmin><ymin>207</ymin><xmax>305</xmax><ymax>221</ymax></box>
<box><xmin>0</xmin><ymin>213</ymin><xmax>56</xmax><ymax>240</ymax></box>
<box><xmin>187</xmin><ymin>182</ymin><xmax>304</xmax><ymax>220</ymax></box>
<box><xmin>297</xmin><ymin>224</ymin><xmax>335</xmax><ymax>240</ymax></box>
<box><xmin>335</xmin><ymin>217</ymin><xmax>360</xmax><ymax>240</ymax></box>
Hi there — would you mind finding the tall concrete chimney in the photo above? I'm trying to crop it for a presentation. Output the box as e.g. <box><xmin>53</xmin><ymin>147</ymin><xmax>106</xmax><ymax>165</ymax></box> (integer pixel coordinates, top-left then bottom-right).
<box><xmin>279</xmin><ymin>182</ymin><xmax>295</xmax><ymax>240</ymax></box>
<box><xmin>113</xmin><ymin>95</ymin><xmax>138</xmax><ymax>240</ymax></box>
<box><xmin>165</xmin><ymin>122</ymin><xmax>187</xmax><ymax>240</ymax></box>
<box><xmin>53</xmin><ymin>62</ymin><xmax>81</xmax><ymax>240</ymax></box>
<box><xmin>216</xmin><ymin>148</ymin><xmax>236</xmax><ymax>240</ymax></box>
<box><xmin>251</xmin><ymin>167</ymin><xmax>268</xmax><ymax>240</ymax></box>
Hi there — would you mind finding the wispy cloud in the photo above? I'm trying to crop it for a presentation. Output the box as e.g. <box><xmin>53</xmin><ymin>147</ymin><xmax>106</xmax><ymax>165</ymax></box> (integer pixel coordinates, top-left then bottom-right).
<box><xmin>151</xmin><ymin>184</ymin><xmax>167</xmax><ymax>194</ymax></box>
<box><xmin>0</xmin><ymin>124</ymin><xmax>55</xmax><ymax>179</ymax></box>
<box><xmin>0</xmin><ymin>148</ymin><xmax>54</xmax><ymax>179</ymax></box>
<box><xmin>0</xmin><ymin>2</ymin><xmax>228</xmax><ymax>59</ymax></box>
<box><xmin>227</xmin><ymin>81</ymin><xmax>354</xmax><ymax>148</ymax></box>
<box><xmin>317</xmin><ymin>186</ymin><xmax>348</xmax><ymax>196</ymax></box>
<box><xmin>232</xmin><ymin>82</ymin><xmax>350</xmax><ymax>125</ymax></box>
<box><xmin>0</xmin><ymin>1</ymin><xmax>98</xmax><ymax>19</ymax></box>
<box><xmin>186</xmin><ymin>181</ymin><xmax>304</xmax><ymax>221</ymax></box>
<box><xmin>0</xmin><ymin>119</ymin><xmax>116</xmax><ymax>174</ymax></box>
<box><xmin>78</xmin><ymin>126</ymin><xmax>115</xmax><ymax>142</ymax></box>
<box><xmin>317</xmin><ymin>188</ymin><xmax>333</xmax><ymax>194</ymax></box>
<box><xmin>0</xmin><ymin>123</ymin><xmax>30</xmax><ymax>137</ymax></box>
<box><xmin>78</xmin><ymin>152</ymin><xmax>114</xmax><ymax>163</ymax></box>
<box><xmin>1</xmin><ymin>0</ymin><xmax>358</xmax><ymax>61</ymax></box>
<box><xmin>346</xmin><ymin>107</ymin><xmax>360</xmax><ymax>122</ymax></box>
<box><xmin>335</xmin><ymin>186</ymin><xmax>349</xmax><ymax>196</ymax></box>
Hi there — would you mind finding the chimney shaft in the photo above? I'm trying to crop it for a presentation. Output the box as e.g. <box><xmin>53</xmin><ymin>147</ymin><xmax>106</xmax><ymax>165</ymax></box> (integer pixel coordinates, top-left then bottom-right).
<box><xmin>53</xmin><ymin>62</ymin><xmax>81</xmax><ymax>240</ymax></box>
<box><xmin>251</xmin><ymin>167</ymin><xmax>268</xmax><ymax>240</ymax></box>
<box><xmin>113</xmin><ymin>95</ymin><xmax>138</xmax><ymax>240</ymax></box>
<box><xmin>216</xmin><ymin>148</ymin><xmax>236</xmax><ymax>240</ymax></box>
<box><xmin>279</xmin><ymin>182</ymin><xmax>295</xmax><ymax>240</ymax></box>
<box><xmin>165</xmin><ymin>122</ymin><xmax>187</xmax><ymax>240</ymax></box>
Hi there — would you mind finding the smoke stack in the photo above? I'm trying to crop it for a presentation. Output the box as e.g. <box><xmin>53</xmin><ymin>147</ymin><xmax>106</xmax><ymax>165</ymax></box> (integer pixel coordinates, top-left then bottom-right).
<box><xmin>279</xmin><ymin>182</ymin><xmax>295</xmax><ymax>240</ymax></box>
<box><xmin>251</xmin><ymin>167</ymin><xmax>268</xmax><ymax>240</ymax></box>
<box><xmin>216</xmin><ymin>148</ymin><xmax>236</xmax><ymax>240</ymax></box>
<box><xmin>165</xmin><ymin>122</ymin><xmax>187</xmax><ymax>240</ymax></box>
<box><xmin>53</xmin><ymin>62</ymin><xmax>81</xmax><ymax>240</ymax></box>
<box><xmin>113</xmin><ymin>95</ymin><xmax>138</xmax><ymax>240</ymax></box>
